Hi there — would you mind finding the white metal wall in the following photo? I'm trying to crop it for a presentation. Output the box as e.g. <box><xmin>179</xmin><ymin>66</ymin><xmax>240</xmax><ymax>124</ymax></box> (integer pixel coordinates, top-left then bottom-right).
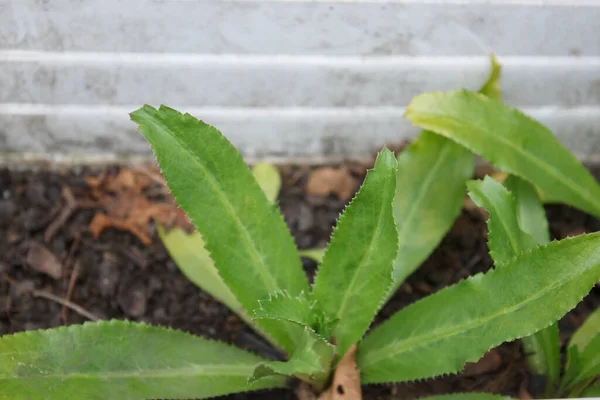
<box><xmin>1</xmin><ymin>0</ymin><xmax>599</xmax><ymax>162</ymax></box>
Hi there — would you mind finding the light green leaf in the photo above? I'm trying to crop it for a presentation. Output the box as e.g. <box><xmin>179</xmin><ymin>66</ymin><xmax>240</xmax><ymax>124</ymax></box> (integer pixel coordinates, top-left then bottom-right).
<box><xmin>404</xmin><ymin>90</ymin><xmax>600</xmax><ymax>219</ymax></box>
<box><xmin>565</xmin><ymin>308</ymin><xmax>600</xmax><ymax>387</ymax></box>
<box><xmin>503</xmin><ymin>175</ymin><xmax>551</xmax><ymax>246</ymax></box>
<box><xmin>389</xmin><ymin>55</ymin><xmax>499</xmax><ymax>290</ymax></box>
<box><xmin>467</xmin><ymin>176</ymin><xmax>537</xmax><ymax>265</ymax></box>
<box><xmin>157</xmin><ymin>226</ymin><xmax>244</xmax><ymax>318</ymax></box>
<box><xmin>0</xmin><ymin>320</ymin><xmax>285</xmax><ymax>399</ymax></box>
<box><xmin>391</xmin><ymin>131</ymin><xmax>473</xmax><ymax>287</ymax></box>
<box><xmin>357</xmin><ymin>232</ymin><xmax>600</xmax><ymax>384</ymax></box>
<box><xmin>502</xmin><ymin>175</ymin><xmax>559</xmax><ymax>388</ymax></box>
<box><xmin>420</xmin><ymin>394</ymin><xmax>512</xmax><ymax>400</ymax></box>
<box><xmin>521</xmin><ymin>324</ymin><xmax>560</xmax><ymax>384</ymax></box>
<box><xmin>250</xmin><ymin>327</ymin><xmax>334</xmax><ymax>390</ymax></box>
<box><xmin>157</xmin><ymin>226</ymin><xmax>277</xmax><ymax>347</ymax></box>
<box><xmin>252</xmin><ymin>162</ymin><xmax>281</xmax><ymax>204</ymax></box>
<box><xmin>312</xmin><ymin>148</ymin><xmax>398</xmax><ymax>359</ymax></box>
<box><xmin>131</xmin><ymin>105</ymin><xmax>309</xmax><ymax>353</ymax></box>
<box><xmin>298</xmin><ymin>248</ymin><xmax>326</xmax><ymax>264</ymax></box>
<box><xmin>478</xmin><ymin>54</ymin><xmax>502</xmax><ymax>100</ymax></box>
<box><xmin>569</xmin><ymin>335</ymin><xmax>600</xmax><ymax>385</ymax></box>
<box><xmin>253</xmin><ymin>291</ymin><xmax>333</xmax><ymax>336</ymax></box>
<box><xmin>570</xmin><ymin>307</ymin><xmax>600</xmax><ymax>351</ymax></box>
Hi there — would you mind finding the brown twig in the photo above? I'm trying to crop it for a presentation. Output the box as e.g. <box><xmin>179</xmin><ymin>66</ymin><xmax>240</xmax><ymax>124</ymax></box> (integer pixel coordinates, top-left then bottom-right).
<box><xmin>61</xmin><ymin>263</ymin><xmax>81</xmax><ymax>323</ymax></box>
<box><xmin>44</xmin><ymin>186</ymin><xmax>78</xmax><ymax>243</ymax></box>
<box><xmin>2</xmin><ymin>273</ymin><xmax>99</xmax><ymax>322</ymax></box>
<box><xmin>61</xmin><ymin>234</ymin><xmax>82</xmax><ymax>322</ymax></box>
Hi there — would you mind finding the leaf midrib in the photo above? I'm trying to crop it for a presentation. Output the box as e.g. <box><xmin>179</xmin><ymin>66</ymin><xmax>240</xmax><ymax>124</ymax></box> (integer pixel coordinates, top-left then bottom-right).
<box><xmin>417</xmin><ymin>112</ymin><xmax>598</xmax><ymax>215</ymax></box>
<box><xmin>335</xmin><ymin>173</ymin><xmax>394</xmax><ymax>323</ymax></box>
<box><xmin>0</xmin><ymin>365</ymin><xmax>255</xmax><ymax>381</ymax></box>
<box><xmin>148</xmin><ymin>114</ymin><xmax>279</xmax><ymax>295</ymax></box>
<box><xmin>361</xmin><ymin>261</ymin><xmax>594</xmax><ymax>368</ymax></box>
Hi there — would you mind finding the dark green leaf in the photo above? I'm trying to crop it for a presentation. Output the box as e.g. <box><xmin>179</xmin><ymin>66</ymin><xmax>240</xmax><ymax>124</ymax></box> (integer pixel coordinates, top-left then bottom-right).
<box><xmin>131</xmin><ymin>105</ymin><xmax>309</xmax><ymax>352</ymax></box>
<box><xmin>467</xmin><ymin>176</ymin><xmax>537</xmax><ymax>265</ymax></box>
<box><xmin>0</xmin><ymin>321</ymin><xmax>285</xmax><ymax>399</ymax></box>
<box><xmin>312</xmin><ymin>148</ymin><xmax>398</xmax><ymax>359</ymax></box>
<box><xmin>357</xmin><ymin>232</ymin><xmax>600</xmax><ymax>383</ymax></box>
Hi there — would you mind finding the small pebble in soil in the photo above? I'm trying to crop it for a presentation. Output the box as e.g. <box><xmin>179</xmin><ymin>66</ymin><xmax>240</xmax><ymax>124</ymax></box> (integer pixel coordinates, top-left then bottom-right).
<box><xmin>118</xmin><ymin>279</ymin><xmax>148</xmax><ymax>318</ymax></box>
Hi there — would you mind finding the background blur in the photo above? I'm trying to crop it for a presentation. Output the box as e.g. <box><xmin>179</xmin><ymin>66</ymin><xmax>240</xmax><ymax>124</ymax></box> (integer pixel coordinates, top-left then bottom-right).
<box><xmin>1</xmin><ymin>0</ymin><xmax>599</xmax><ymax>163</ymax></box>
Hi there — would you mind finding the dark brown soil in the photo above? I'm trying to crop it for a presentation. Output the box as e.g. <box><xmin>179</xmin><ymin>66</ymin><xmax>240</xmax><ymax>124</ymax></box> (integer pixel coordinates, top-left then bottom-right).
<box><xmin>1</xmin><ymin>163</ymin><xmax>599</xmax><ymax>400</ymax></box>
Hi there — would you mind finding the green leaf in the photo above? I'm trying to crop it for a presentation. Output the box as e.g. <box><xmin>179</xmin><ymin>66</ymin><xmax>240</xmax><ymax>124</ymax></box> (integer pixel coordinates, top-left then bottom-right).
<box><xmin>298</xmin><ymin>248</ymin><xmax>326</xmax><ymax>264</ymax></box>
<box><xmin>253</xmin><ymin>291</ymin><xmax>333</xmax><ymax>336</ymax></box>
<box><xmin>157</xmin><ymin>226</ymin><xmax>244</xmax><ymax>319</ymax></box>
<box><xmin>467</xmin><ymin>176</ymin><xmax>537</xmax><ymax>265</ymax></box>
<box><xmin>502</xmin><ymin>176</ymin><xmax>559</xmax><ymax>389</ymax></box>
<box><xmin>521</xmin><ymin>324</ymin><xmax>560</xmax><ymax>383</ymax></box>
<box><xmin>157</xmin><ymin>226</ymin><xmax>278</xmax><ymax>347</ymax></box>
<box><xmin>391</xmin><ymin>131</ymin><xmax>473</xmax><ymax>287</ymax></box>
<box><xmin>570</xmin><ymin>335</ymin><xmax>600</xmax><ymax>384</ymax></box>
<box><xmin>565</xmin><ymin>308</ymin><xmax>600</xmax><ymax>387</ymax></box>
<box><xmin>250</xmin><ymin>327</ymin><xmax>334</xmax><ymax>390</ymax></box>
<box><xmin>404</xmin><ymin>90</ymin><xmax>600</xmax><ymax>219</ymax></box>
<box><xmin>582</xmin><ymin>380</ymin><xmax>600</xmax><ymax>397</ymax></box>
<box><xmin>420</xmin><ymin>394</ymin><xmax>512</xmax><ymax>400</ymax></box>
<box><xmin>0</xmin><ymin>320</ymin><xmax>285</xmax><ymax>399</ymax></box>
<box><xmin>131</xmin><ymin>105</ymin><xmax>309</xmax><ymax>353</ymax></box>
<box><xmin>389</xmin><ymin>54</ymin><xmax>499</xmax><ymax>289</ymax></box>
<box><xmin>312</xmin><ymin>148</ymin><xmax>398</xmax><ymax>359</ymax></box>
<box><xmin>570</xmin><ymin>307</ymin><xmax>600</xmax><ymax>351</ymax></box>
<box><xmin>357</xmin><ymin>232</ymin><xmax>600</xmax><ymax>384</ymax></box>
<box><xmin>503</xmin><ymin>175</ymin><xmax>551</xmax><ymax>245</ymax></box>
<box><xmin>478</xmin><ymin>54</ymin><xmax>502</xmax><ymax>100</ymax></box>
<box><xmin>252</xmin><ymin>162</ymin><xmax>281</xmax><ymax>204</ymax></box>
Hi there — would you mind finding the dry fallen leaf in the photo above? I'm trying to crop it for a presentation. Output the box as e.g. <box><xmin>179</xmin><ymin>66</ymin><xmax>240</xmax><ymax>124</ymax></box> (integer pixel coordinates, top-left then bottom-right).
<box><xmin>86</xmin><ymin>168</ymin><xmax>192</xmax><ymax>245</ymax></box>
<box><xmin>26</xmin><ymin>242</ymin><xmax>63</xmax><ymax>280</ymax></box>
<box><xmin>318</xmin><ymin>345</ymin><xmax>362</xmax><ymax>400</ymax></box>
<box><xmin>306</xmin><ymin>167</ymin><xmax>356</xmax><ymax>201</ymax></box>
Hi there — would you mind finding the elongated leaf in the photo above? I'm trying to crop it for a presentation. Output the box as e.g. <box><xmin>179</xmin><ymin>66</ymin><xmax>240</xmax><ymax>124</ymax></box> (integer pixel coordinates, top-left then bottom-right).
<box><xmin>521</xmin><ymin>323</ymin><xmax>560</xmax><ymax>384</ymax></box>
<box><xmin>392</xmin><ymin>131</ymin><xmax>473</xmax><ymax>287</ymax></box>
<box><xmin>250</xmin><ymin>327</ymin><xmax>334</xmax><ymax>389</ymax></box>
<box><xmin>502</xmin><ymin>175</ymin><xmax>559</xmax><ymax>388</ymax></box>
<box><xmin>420</xmin><ymin>394</ymin><xmax>511</xmax><ymax>400</ymax></box>
<box><xmin>131</xmin><ymin>105</ymin><xmax>308</xmax><ymax>352</ymax></box>
<box><xmin>390</xmin><ymin>55</ymin><xmax>499</xmax><ymax>289</ymax></box>
<box><xmin>467</xmin><ymin>176</ymin><xmax>537</xmax><ymax>264</ymax></box>
<box><xmin>0</xmin><ymin>320</ymin><xmax>284</xmax><ymax>399</ymax></box>
<box><xmin>405</xmin><ymin>90</ymin><xmax>600</xmax><ymax>219</ymax></box>
<box><xmin>564</xmin><ymin>308</ymin><xmax>600</xmax><ymax>387</ymax></box>
<box><xmin>312</xmin><ymin>148</ymin><xmax>398</xmax><ymax>359</ymax></box>
<box><xmin>570</xmin><ymin>334</ymin><xmax>600</xmax><ymax>384</ymax></box>
<box><xmin>503</xmin><ymin>175</ymin><xmax>551</xmax><ymax>246</ymax></box>
<box><xmin>570</xmin><ymin>307</ymin><xmax>600</xmax><ymax>351</ymax></box>
<box><xmin>252</xmin><ymin>162</ymin><xmax>281</xmax><ymax>204</ymax></box>
<box><xmin>357</xmin><ymin>232</ymin><xmax>600</xmax><ymax>383</ymax></box>
<box><xmin>157</xmin><ymin>161</ymin><xmax>283</xmax><ymax>343</ymax></box>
